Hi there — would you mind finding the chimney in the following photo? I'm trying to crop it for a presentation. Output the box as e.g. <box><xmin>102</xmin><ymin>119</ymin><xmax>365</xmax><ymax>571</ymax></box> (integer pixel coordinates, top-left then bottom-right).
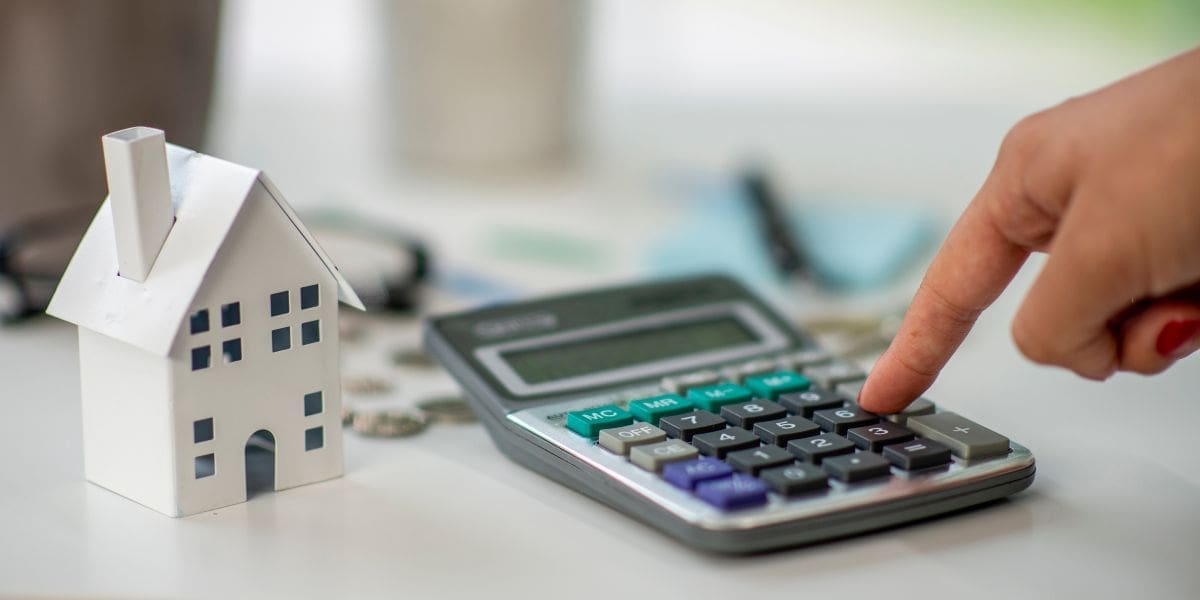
<box><xmin>102</xmin><ymin>126</ymin><xmax>175</xmax><ymax>282</ymax></box>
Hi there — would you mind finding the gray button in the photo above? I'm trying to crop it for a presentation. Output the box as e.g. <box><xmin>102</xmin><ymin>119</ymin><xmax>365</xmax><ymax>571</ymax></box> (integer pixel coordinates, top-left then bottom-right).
<box><xmin>835</xmin><ymin>380</ymin><xmax>865</xmax><ymax>404</ymax></box>
<box><xmin>783</xmin><ymin>349</ymin><xmax>832</xmax><ymax>370</ymax></box>
<box><xmin>630</xmin><ymin>439</ymin><xmax>700</xmax><ymax>472</ymax></box>
<box><xmin>884</xmin><ymin>397</ymin><xmax>936</xmax><ymax>424</ymax></box>
<box><xmin>906</xmin><ymin>412</ymin><xmax>1009</xmax><ymax>460</ymax></box>
<box><xmin>598</xmin><ymin>423</ymin><xmax>667</xmax><ymax>455</ymax></box>
<box><xmin>802</xmin><ymin>361</ymin><xmax>866</xmax><ymax>389</ymax></box>
<box><xmin>728</xmin><ymin>358</ymin><xmax>779</xmax><ymax>383</ymax></box>
<box><xmin>660</xmin><ymin>370</ymin><xmax>720</xmax><ymax>395</ymax></box>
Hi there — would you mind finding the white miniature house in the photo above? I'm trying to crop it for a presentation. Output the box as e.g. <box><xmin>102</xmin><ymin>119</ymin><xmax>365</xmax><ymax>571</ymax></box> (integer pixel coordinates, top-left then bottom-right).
<box><xmin>48</xmin><ymin>127</ymin><xmax>363</xmax><ymax>517</ymax></box>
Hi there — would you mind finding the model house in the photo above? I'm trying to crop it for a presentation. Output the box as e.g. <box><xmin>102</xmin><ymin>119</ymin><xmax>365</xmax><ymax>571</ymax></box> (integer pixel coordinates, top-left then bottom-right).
<box><xmin>47</xmin><ymin>126</ymin><xmax>363</xmax><ymax>517</ymax></box>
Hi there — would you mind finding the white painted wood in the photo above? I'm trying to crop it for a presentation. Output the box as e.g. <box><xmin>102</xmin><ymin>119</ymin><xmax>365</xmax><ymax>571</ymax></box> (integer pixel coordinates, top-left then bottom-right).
<box><xmin>102</xmin><ymin>127</ymin><xmax>175</xmax><ymax>283</ymax></box>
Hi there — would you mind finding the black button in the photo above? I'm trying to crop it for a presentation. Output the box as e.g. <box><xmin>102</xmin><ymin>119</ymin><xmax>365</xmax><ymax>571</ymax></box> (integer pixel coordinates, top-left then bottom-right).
<box><xmin>726</xmin><ymin>445</ymin><xmax>794</xmax><ymax>475</ymax></box>
<box><xmin>813</xmin><ymin>406</ymin><xmax>878</xmax><ymax>435</ymax></box>
<box><xmin>786</xmin><ymin>432</ymin><xmax>855</xmax><ymax>464</ymax></box>
<box><xmin>658</xmin><ymin>410</ymin><xmax>726</xmax><ymax>441</ymax></box>
<box><xmin>846</xmin><ymin>422</ymin><xmax>915</xmax><ymax>452</ymax></box>
<box><xmin>882</xmin><ymin>438</ymin><xmax>952</xmax><ymax>470</ymax></box>
<box><xmin>822</xmin><ymin>452</ymin><xmax>892</xmax><ymax>482</ymax></box>
<box><xmin>692</xmin><ymin>427</ymin><xmax>760</xmax><ymax>458</ymax></box>
<box><xmin>753</xmin><ymin>416</ymin><xmax>821</xmax><ymax>446</ymax></box>
<box><xmin>720</xmin><ymin>399</ymin><xmax>787</xmax><ymax>428</ymax></box>
<box><xmin>778</xmin><ymin>388</ymin><xmax>843</xmax><ymax>417</ymax></box>
<box><xmin>760</xmin><ymin>464</ymin><xmax>828</xmax><ymax>495</ymax></box>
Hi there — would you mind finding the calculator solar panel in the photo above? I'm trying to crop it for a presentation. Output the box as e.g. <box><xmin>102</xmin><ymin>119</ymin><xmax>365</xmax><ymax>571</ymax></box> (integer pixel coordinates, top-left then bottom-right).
<box><xmin>425</xmin><ymin>274</ymin><xmax>1035</xmax><ymax>553</ymax></box>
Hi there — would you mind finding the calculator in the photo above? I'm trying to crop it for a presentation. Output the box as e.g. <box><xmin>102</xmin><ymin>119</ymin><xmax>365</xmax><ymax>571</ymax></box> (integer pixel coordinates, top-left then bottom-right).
<box><xmin>424</xmin><ymin>274</ymin><xmax>1034</xmax><ymax>553</ymax></box>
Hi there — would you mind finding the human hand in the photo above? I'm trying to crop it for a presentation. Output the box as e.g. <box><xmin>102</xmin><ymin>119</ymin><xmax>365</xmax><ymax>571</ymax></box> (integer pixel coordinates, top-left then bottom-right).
<box><xmin>859</xmin><ymin>47</ymin><xmax>1200</xmax><ymax>414</ymax></box>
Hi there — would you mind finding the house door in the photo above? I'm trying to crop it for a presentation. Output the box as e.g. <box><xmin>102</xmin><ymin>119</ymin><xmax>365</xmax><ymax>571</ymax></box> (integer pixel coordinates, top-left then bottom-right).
<box><xmin>245</xmin><ymin>429</ymin><xmax>276</xmax><ymax>498</ymax></box>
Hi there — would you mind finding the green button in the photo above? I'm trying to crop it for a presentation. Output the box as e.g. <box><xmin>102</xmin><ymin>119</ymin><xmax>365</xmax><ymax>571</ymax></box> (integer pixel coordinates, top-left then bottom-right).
<box><xmin>628</xmin><ymin>394</ymin><xmax>694</xmax><ymax>425</ymax></box>
<box><xmin>565</xmin><ymin>404</ymin><xmax>633</xmax><ymax>438</ymax></box>
<box><xmin>744</xmin><ymin>371</ymin><xmax>811</xmax><ymax>400</ymax></box>
<box><xmin>687</xmin><ymin>383</ymin><xmax>752</xmax><ymax>411</ymax></box>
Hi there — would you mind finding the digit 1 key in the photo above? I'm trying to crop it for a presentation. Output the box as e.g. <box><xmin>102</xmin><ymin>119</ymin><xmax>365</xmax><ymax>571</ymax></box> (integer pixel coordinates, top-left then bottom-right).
<box><xmin>726</xmin><ymin>445</ymin><xmax>795</xmax><ymax>475</ymax></box>
<box><xmin>906</xmin><ymin>412</ymin><xmax>1010</xmax><ymax>460</ymax></box>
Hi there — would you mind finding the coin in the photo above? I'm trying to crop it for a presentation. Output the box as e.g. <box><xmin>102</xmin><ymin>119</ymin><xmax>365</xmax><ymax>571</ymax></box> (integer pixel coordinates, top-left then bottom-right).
<box><xmin>351</xmin><ymin>410</ymin><xmax>428</xmax><ymax>437</ymax></box>
<box><xmin>416</xmin><ymin>396</ymin><xmax>476</xmax><ymax>424</ymax></box>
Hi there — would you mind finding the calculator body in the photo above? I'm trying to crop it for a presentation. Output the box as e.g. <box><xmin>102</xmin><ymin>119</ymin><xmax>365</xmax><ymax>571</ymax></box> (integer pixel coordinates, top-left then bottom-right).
<box><xmin>424</xmin><ymin>274</ymin><xmax>1034</xmax><ymax>553</ymax></box>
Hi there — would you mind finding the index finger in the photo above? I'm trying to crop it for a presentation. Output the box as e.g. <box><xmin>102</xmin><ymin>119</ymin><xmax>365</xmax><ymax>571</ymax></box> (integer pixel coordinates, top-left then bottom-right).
<box><xmin>857</xmin><ymin>185</ymin><xmax>1032</xmax><ymax>413</ymax></box>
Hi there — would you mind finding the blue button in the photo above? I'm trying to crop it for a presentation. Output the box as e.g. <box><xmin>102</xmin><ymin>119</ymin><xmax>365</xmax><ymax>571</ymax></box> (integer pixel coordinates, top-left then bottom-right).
<box><xmin>695</xmin><ymin>474</ymin><xmax>769</xmax><ymax>510</ymax></box>
<box><xmin>661</xmin><ymin>457</ymin><xmax>734</xmax><ymax>490</ymax></box>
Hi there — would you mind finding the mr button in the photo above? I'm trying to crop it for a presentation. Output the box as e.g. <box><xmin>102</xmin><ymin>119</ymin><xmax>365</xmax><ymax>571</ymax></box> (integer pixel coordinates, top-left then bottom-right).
<box><xmin>566</xmin><ymin>404</ymin><xmax>633</xmax><ymax>438</ymax></box>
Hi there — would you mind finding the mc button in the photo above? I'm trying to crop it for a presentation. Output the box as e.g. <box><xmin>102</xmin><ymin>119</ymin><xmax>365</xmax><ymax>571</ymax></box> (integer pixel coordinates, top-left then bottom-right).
<box><xmin>565</xmin><ymin>404</ymin><xmax>633</xmax><ymax>438</ymax></box>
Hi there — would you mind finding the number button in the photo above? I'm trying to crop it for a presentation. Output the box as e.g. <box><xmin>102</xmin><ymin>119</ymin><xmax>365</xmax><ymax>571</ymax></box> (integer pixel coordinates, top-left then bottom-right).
<box><xmin>753</xmin><ymin>416</ymin><xmax>821</xmax><ymax>446</ymax></box>
<box><xmin>726</xmin><ymin>445</ymin><xmax>794</xmax><ymax>475</ymax></box>
<box><xmin>882</xmin><ymin>438</ymin><xmax>952</xmax><ymax>470</ymax></box>
<box><xmin>627</xmin><ymin>393</ymin><xmax>694</xmax><ymax>425</ymax></box>
<box><xmin>822</xmin><ymin>452</ymin><xmax>892</xmax><ymax>482</ymax></box>
<box><xmin>760</xmin><ymin>463</ymin><xmax>828</xmax><ymax>495</ymax></box>
<box><xmin>686</xmin><ymin>383</ymin><xmax>753</xmax><ymax>412</ymax></box>
<box><xmin>744</xmin><ymin>371</ymin><xmax>811</xmax><ymax>400</ymax></box>
<box><xmin>565</xmin><ymin>404</ymin><xmax>633</xmax><ymax>438</ymax></box>
<box><xmin>720</xmin><ymin>399</ymin><xmax>787</xmax><ymax>428</ymax></box>
<box><xmin>787</xmin><ymin>432</ymin><xmax>856</xmax><ymax>464</ymax></box>
<box><xmin>812</xmin><ymin>406</ymin><xmax>878</xmax><ymax>435</ymax></box>
<box><xmin>658</xmin><ymin>410</ymin><xmax>726</xmax><ymax>441</ymax></box>
<box><xmin>692</xmin><ymin>427</ymin><xmax>760</xmax><ymax>458</ymax></box>
<box><xmin>778</xmin><ymin>387</ymin><xmax>844</xmax><ymax>417</ymax></box>
<box><xmin>846</xmin><ymin>422</ymin><xmax>915</xmax><ymax>452</ymax></box>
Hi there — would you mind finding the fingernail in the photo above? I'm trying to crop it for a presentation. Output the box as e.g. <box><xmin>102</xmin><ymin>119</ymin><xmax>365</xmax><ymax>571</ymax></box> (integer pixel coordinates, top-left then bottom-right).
<box><xmin>1156</xmin><ymin>319</ymin><xmax>1200</xmax><ymax>358</ymax></box>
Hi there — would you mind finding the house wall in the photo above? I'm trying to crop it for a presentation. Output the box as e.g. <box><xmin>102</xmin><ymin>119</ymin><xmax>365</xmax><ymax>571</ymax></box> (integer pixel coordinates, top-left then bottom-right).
<box><xmin>167</xmin><ymin>181</ymin><xmax>343</xmax><ymax>516</ymax></box>
<box><xmin>78</xmin><ymin>327</ymin><xmax>179</xmax><ymax>515</ymax></box>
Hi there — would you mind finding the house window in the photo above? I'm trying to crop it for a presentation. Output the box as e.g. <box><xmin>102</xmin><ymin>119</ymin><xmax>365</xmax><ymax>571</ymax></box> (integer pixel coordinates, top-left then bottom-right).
<box><xmin>271</xmin><ymin>327</ymin><xmax>290</xmax><ymax>352</ymax></box>
<box><xmin>195</xmin><ymin>454</ymin><xmax>215</xmax><ymax>478</ymax></box>
<box><xmin>191</xmin><ymin>346</ymin><xmax>211</xmax><ymax>370</ymax></box>
<box><xmin>304</xmin><ymin>391</ymin><xmax>323</xmax><ymax>416</ymax></box>
<box><xmin>194</xmin><ymin>418</ymin><xmax>214</xmax><ymax>443</ymax></box>
<box><xmin>190</xmin><ymin>309</ymin><xmax>209</xmax><ymax>334</ymax></box>
<box><xmin>300</xmin><ymin>284</ymin><xmax>319</xmax><ymax>309</ymax></box>
<box><xmin>223</xmin><ymin>339</ymin><xmax>242</xmax><ymax>363</ymax></box>
<box><xmin>221</xmin><ymin>302</ymin><xmax>241</xmax><ymax>327</ymax></box>
<box><xmin>301</xmin><ymin>320</ymin><xmax>320</xmax><ymax>345</ymax></box>
<box><xmin>270</xmin><ymin>291</ymin><xmax>289</xmax><ymax>316</ymax></box>
<box><xmin>305</xmin><ymin>427</ymin><xmax>324</xmax><ymax>451</ymax></box>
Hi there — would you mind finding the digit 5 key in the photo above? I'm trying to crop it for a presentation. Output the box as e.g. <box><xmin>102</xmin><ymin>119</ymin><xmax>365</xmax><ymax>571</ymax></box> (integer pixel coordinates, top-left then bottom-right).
<box><xmin>906</xmin><ymin>412</ymin><xmax>1010</xmax><ymax>460</ymax></box>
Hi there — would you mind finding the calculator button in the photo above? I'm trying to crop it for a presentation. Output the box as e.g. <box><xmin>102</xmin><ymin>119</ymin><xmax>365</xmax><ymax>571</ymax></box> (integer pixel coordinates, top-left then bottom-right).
<box><xmin>846</xmin><ymin>422</ymin><xmax>915</xmax><ymax>452</ymax></box>
<box><xmin>882</xmin><ymin>439</ymin><xmax>952</xmax><ymax>470</ymax></box>
<box><xmin>662</xmin><ymin>457</ymin><xmax>734</xmax><ymax>490</ymax></box>
<box><xmin>883</xmin><ymin>397</ymin><xmax>937</xmax><ymax>425</ymax></box>
<box><xmin>630</xmin><ymin>440</ymin><xmax>700</xmax><ymax>472</ymax></box>
<box><xmin>787</xmin><ymin>432</ymin><xmax>856</xmax><ymax>464</ymax></box>
<box><xmin>802</xmin><ymin>361</ymin><xmax>867</xmax><ymax>389</ymax></box>
<box><xmin>687</xmin><ymin>383</ymin><xmax>753</xmax><ymax>412</ymax></box>
<box><xmin>692</xmin><ymin>428</ymin><xmax>760</xmax><ymax>458</ymax></box>
<box><xmin>726</xmin><ymin>445</ymin><xmax>794</xmax><ymax>475</ymax></box>
<box><xmin>720</xmin><ymin>399</ymin><xmax>788</xmax><ymax>428</ymax></box>
<box><xmin>743</xmin><ymin>371</ymin><xmax>811</xmax><ymax>400</ymax></box>
<box><xmin>778</xmin><ymin>388</ymin><xmax>844</xmax><ymax>417</ymax></box>
<box><xmin>660</xmin><ymin>370</ymin><xmax>721</xmax><ymax>395</ymax></box>
<box><xmin>628</xmin><ymin>393</ymin><xmax>695</xmax><ymax>425</ymax></box>
<box><xmin>658</xmin><ymin>410</ymin><xmax>726</xmax><ymax>441</ymax></box>
<box><xmin>597</xmin><ymin>423</ymin><xmax>667</xmax><ymax>455</ymax></box>
<box><xmin>753</xmin><ymin>416</ymin><xmax>821</xmax><ymax>446</ymax></box>
<box><xmin>760</xmin><ymin>464</ymin><xmax>828</xmax><ymax>495</ymax></box>
<box><xmin>782</xmin><ymin>349</ymin><xmax>833</xmax><ymax>369</ymax></box>
<box><xmin>565</xmin><ymin>404</ymin><xmax>634</xmax><ymax>438</ymax></box>
<box><xmin>834</xmin><ymin>380</ymin><xmax>865</xmax><ymax>404</ymax></box>
<box><xmin>906</xmin><ymin>412</ymin><xmax>1010</xmax><ymax>460</ymax></box>
<box><xmin>813</xmin><ymin>406</ymin><xmax>878</xmax><ymax>435</ymax></box>
<box><xmin>822</xmin><ymin>452</ymin><xmax>893</xmax><ymax>482</ymax></box>
<box><xmin>695</xmin><ymin>474</ymin><xmax>769</xmax><ymax>510</ymax></box>
<box><xmin>728</xmin><ymin>358</ymin><xmax>781</xmax><ymax>383</ymax></box>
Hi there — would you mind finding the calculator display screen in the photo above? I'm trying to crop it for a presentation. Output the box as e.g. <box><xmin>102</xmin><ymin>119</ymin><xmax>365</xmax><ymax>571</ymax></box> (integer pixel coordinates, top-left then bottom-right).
<box><xmin>500</xmin><ymin>316</ymin><xmax>758</xmax><ymax>385</ymax></box>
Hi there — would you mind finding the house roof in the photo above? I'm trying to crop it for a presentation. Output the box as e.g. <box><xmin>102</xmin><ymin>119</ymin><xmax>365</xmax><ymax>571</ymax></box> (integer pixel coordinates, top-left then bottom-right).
<box><xmin>47</xmin><ymin>144</ymin><xmax>364</xmax><ymax>357</ymax></box>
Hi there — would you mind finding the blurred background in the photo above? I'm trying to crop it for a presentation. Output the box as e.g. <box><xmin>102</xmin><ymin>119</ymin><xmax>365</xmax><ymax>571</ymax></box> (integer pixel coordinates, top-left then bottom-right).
<box><xmin>2</xmin><ymin>0</ymin><xmax>1197</xmax><ymax>331</ymax></box>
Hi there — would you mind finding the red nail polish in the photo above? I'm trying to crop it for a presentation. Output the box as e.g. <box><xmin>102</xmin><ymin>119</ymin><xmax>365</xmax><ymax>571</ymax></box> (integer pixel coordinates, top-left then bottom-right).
<box><xmin>1156</xmin><ymin>319</ymin><xmax>1200</xmax><ymax>357</ymax></box>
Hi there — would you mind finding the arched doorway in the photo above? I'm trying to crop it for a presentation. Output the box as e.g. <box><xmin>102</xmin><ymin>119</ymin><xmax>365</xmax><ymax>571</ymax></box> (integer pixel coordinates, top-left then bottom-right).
<box><xmin>244</xmin><ymin>429</ymin><xmax>276</xmax><ymax>498</ymax></box>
